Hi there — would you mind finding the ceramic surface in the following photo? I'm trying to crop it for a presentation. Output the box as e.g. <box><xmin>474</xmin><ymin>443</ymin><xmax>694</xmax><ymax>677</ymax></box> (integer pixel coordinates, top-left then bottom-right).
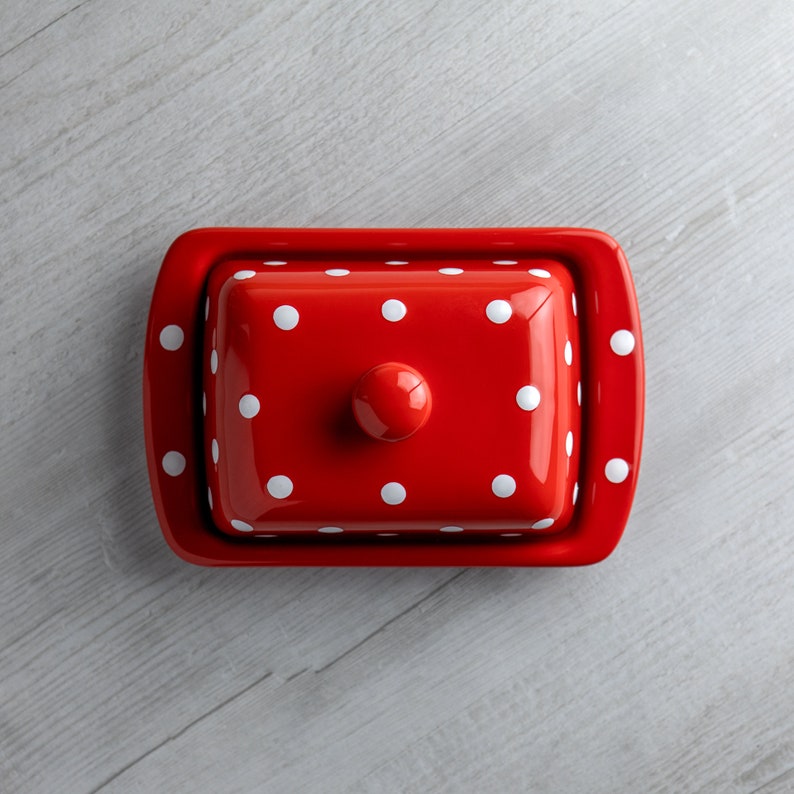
<box><xmin>143</xmin><ymin>228</ymin><xmax>644</xmax><ymax>565</ymax></box>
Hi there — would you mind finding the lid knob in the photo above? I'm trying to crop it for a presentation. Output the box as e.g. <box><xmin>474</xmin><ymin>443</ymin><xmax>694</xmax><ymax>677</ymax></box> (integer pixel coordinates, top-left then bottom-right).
<box><xmin>352</xmin><ymin>362</ymin><xmax>432</xmax><ymax>442</ymax></box>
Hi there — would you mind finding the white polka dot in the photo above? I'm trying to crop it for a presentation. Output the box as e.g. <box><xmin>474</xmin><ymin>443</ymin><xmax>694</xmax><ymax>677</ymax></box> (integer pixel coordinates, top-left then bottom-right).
<box><xmin>572</xmin><ymin>293</ymin><xmax>578</xmax><ymax>316</ymax></box>
<box><xmin>492</xmin><ymin>474</ymin><xmax>516</xmax><ymax>498</ymax></box>
<box><xmin>381</xmin><ymin>299</ymin><xmax>407</xmax><ymax>322</ymax></box>
<box><xmin>325</xmin><ymin>268</ymin><xmax>350</xmax><ymax>276</ymax></box>
<box><xmin>566</xmin><ymin>431</ymin><xmax>574</xmax><ymax>457</ymax></box>
<box><xmin>610</xmin><ymin>329</ymin><xmax>636</xmax><ymax>356</ymax></box>
<box><xmin>273</xmin><ymin>305</ymin><xmax>299</xmax><ymax>330</ymax></box>
<box><xmin>439</xmin><ymin>267</ymin><xmax>463</xmax><ymax>275</ymax></box>
<box><xmin>440</xmin><ymin>526</ymin><xmax>464</xmax><ymax>533</ymax></box>
<box><xmin>577</xmin><ymin>381</ymin><xmax>582</xmax><ymax>406</ymax></box>
<box><xmin>501</xmin><ymin>533</ymin><xmax>522</xmax><ymax>537</ymax></box>
<box><xmin>205</xmin><ymin>296</ymin><xmax>210</xmax><ymax>321</ymax></box>
<box><xmin>202</xmin><ymin>392</ymin><xmax>206</xmax><ymax>416</ymax></box>
<box><xmin>211</xmin><ymin>439</ymin><xmax>219</xmax><ymax>464</ymax></box>
<box><xmin>572</xmin><ymin>482</ymin><xmax>579</xmax><ymax>505</ymax></box>
<box><xmin>381</xmin><ymin>482</ymin><xmax>406</xmax><ymax>505</ymax></box>
<box><xmin>207</xmin><ymin>487</ymin><xmax>213</xmax><ymax>509</ymax></box>
<box><xmin>263</xmin><ymin>260</ymin><xmax>286</xmax><ymax>266</ymax></box>
<box><xmin>486</xmin><ymin>299</ymin><xmax>512</xmax><ymax>324</ymax></box>
<box><xmin>162</xmin><ymin>451</ymin><xmax>185</xmax><ymax>476</ymax></box>
<box><xmin>377</xmin><ymin>533</ymin><xmax>399</xmax><ymax>537</ymax></box>
<box><xmin>516</xmin><ymin>385</ymin><xmax>541</xmax><ymax>411</ymax></box>
<box><xmin>231</xmin><ymin>519</ymin><xmax>253</xmax><ymax>532</ymax></box>
<box><xmin>605</xmin><ymin>458</ymin><xmax>630</xmax><ymax>483</ymax></box>
<box><xmin>493</xmin><ymin>259</ymin><xmax>517</xmax><ymax>265</ymax></box>
<box><xmin>385</xmin><ymin>260</ymin><xmax>408</xmax><ymax>265</ymax></box>
<box><xmin>239</xmin><ymin>394</ymin><xmax>260</xmax><ymax>418</ymax></box>
<box><xmin>531</xmin><ymin>518</ymin><xmax>554</xmax><ymax>529</ymax></box>
<box><xmin>318</xmin><ymin>526</ymin><xmax>344</xmax><ymax>534</ymax></box>
<box><xmin>267</xmin><ymin>475</ymin><xmax>293</xmax><ymax>499</ymax></box>
<box><xmin>159</xmin><ymin>325</ymin><xmax>184</xmax><ymax>351</ymax></box>
<box><xmin>528</xmin><ymin>268</ymin><xmax>551</xmax><ymax>278</ymax></box>
<box><xmin>564</xmin><ymin>340</ymin><xmax>573</xmax><ymax>366</ymax></box>
<box><xmin>234</xmin><ymin>270</ymin><xmax>256</xmax><ymax>280</ymax></box>
<box><xmin>210</xmin><ymin>349</ymin><xmax>218</xmax><ymax>374</ymax></box>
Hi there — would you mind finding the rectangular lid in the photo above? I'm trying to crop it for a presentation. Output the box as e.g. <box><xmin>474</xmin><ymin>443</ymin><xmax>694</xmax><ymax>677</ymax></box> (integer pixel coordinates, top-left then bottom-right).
<box><xmin>203</xmin><ymin>258</ymin><xmax>580</xmax><ymax>535</ymax></box>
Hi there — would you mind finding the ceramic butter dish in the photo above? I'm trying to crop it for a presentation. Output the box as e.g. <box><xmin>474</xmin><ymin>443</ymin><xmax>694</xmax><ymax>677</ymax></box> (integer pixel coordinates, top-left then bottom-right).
<box><xmin>143</xmin><ymin>228</ymin><xmax>644</xmax><ymax>566</ymax></box>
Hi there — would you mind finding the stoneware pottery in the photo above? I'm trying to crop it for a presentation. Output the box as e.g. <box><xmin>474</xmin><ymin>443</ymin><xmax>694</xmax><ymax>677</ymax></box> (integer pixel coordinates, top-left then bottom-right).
<box><xmin>143</xmin><ymin>228</ymin><xmax>644</xmax><ymax>566</ymax></box>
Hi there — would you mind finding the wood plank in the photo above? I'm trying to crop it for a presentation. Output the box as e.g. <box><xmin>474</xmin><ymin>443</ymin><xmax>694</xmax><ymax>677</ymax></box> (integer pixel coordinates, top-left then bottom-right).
<box><xmin>1</xmin><ymin>0</ymin><xmax>792</xmax><ymax>791</ymax></box>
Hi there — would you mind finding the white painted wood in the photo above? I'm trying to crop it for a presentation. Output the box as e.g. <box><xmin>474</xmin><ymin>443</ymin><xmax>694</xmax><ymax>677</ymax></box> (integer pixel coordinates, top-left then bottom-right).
<box><xmin>1</xmin><ymin>0</ymin><xmax>793</xmax><ymax>792</ymax></box>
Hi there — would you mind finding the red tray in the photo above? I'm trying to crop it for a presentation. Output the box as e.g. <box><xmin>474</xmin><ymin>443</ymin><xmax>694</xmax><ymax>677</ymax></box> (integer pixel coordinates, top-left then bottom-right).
<box><xmin>143</xmin><ymin>228</ymin><xmax>644</xmax><ymax>566</ymax></box>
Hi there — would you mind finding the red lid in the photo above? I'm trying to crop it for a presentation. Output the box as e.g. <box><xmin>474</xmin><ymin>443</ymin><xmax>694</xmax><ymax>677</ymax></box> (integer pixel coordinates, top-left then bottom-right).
<box><xmin>144</xmin><ymin>228</ymin><xmax>644</xmax><ymax>566</ymax></box>
<box><xmin>203</xmin><ymin>258</ymin><xmax>580</xmax><ymax>536</ymax></box>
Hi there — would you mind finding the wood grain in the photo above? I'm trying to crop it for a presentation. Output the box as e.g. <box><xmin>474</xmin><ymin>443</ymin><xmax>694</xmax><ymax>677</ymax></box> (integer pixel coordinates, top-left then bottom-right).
<box><xmin>1</xmin><ymin>0</ymin><xmax>792</xmax><ymax>791</ymax></box>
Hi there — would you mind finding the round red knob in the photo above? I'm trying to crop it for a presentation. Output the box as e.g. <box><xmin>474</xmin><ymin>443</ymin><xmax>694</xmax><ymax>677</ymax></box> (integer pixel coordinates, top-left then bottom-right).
<box><xmin>352</xmin><ymin>362</ymin><xmax>432</xmax><ymax>442</ymax></box>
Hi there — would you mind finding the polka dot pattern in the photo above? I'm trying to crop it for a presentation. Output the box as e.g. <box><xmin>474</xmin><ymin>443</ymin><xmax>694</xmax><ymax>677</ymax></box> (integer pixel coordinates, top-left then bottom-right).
<box><xmin>239</xmin><ymin>394</ymin><xmax>260</xmax><ymax>418</ymax></box>
<box><xmin>162</xmin><ymin>451</ymin><xmax>185</xmax><ymax>476</ymax></box>
<box><xmin>486</xmin><ymin>299</ymin><xmax>512</xmax><ymax>324</ymax></box>
<box><xmin>145</xmin><ymin>227</ymin><xmax>638</xmax><ymax>564</ymax></box>
<box><xmin>267</xmin><ymin>475</ymin><xmax>293</xmax><ymax>499</ymax></box>
<box><xmin>492</xmin><ymin>474</ymin><xmax>516</xmax><ymax>498</ymax></box>
<box><xmin>516</xmin><ymin>385</ymin><xmax>541</xmax><ymax>411</ymax></box>
<box><xmin>381</xmin><ymin>482</ymin><xmax>406</xmax><ymax>505</ymax></box>
<box><xmin>159</xmin><ymin>325</ymin><xmax>184</xmax><ymax>351</ymax></box>
<box><xmin>263</xmin><ymin>260</ymin><xmax>286</xmax><ymax>266</ymax></box>
<box><xmin>190</xmin><ymin>254</ymin><xmax>589</xmax><ymax>545</ymax></box>
<box><xmin>273</xmin><ymin>305</ymin><xmax>299</xmax><ymax>330</ymax></box>
<box><xmin>610</xmin><ymin>329</ymin><xmax>635</xmax><ymax>356</ymax></box>
<box><xmin>605</xmin><ymin>458</ymin><xmax>630</xmax><ymax>483</ymax></box>
<box><xmin>382</xmin><ymin>299</ymin><xmax>407</xmax><ymax>322</ymax></box>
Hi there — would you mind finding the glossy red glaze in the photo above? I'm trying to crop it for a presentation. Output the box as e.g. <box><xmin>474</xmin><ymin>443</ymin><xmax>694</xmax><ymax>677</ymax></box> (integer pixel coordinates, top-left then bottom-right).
<box><xmin>143</xmin><ymin>228</ymin><xmax>644</xmax><ymax>566</ymax></box>
<box><xmin>203</xmin><ymin>259</ymin><xmax>579</xmax><ymax>536</ymax></box>
<box><xmin>352</xmin><ymin>363</ymin><xmax>431</xmax><ymax>442</ymax></box>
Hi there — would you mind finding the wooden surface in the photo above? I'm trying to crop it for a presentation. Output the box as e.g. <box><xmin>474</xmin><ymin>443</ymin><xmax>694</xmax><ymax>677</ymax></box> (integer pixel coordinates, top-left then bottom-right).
<box><xmin>1</xmin><ymin>1</ymin><xmax>793</xmax><ymax>791</ymax></box>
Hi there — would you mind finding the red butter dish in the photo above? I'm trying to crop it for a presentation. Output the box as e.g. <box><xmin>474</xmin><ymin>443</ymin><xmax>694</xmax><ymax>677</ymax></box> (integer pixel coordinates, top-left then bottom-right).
<box><xmin>143</xmin><ymin>228</ymin><xmax>644</xmax><ymax>566</ymax></box>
